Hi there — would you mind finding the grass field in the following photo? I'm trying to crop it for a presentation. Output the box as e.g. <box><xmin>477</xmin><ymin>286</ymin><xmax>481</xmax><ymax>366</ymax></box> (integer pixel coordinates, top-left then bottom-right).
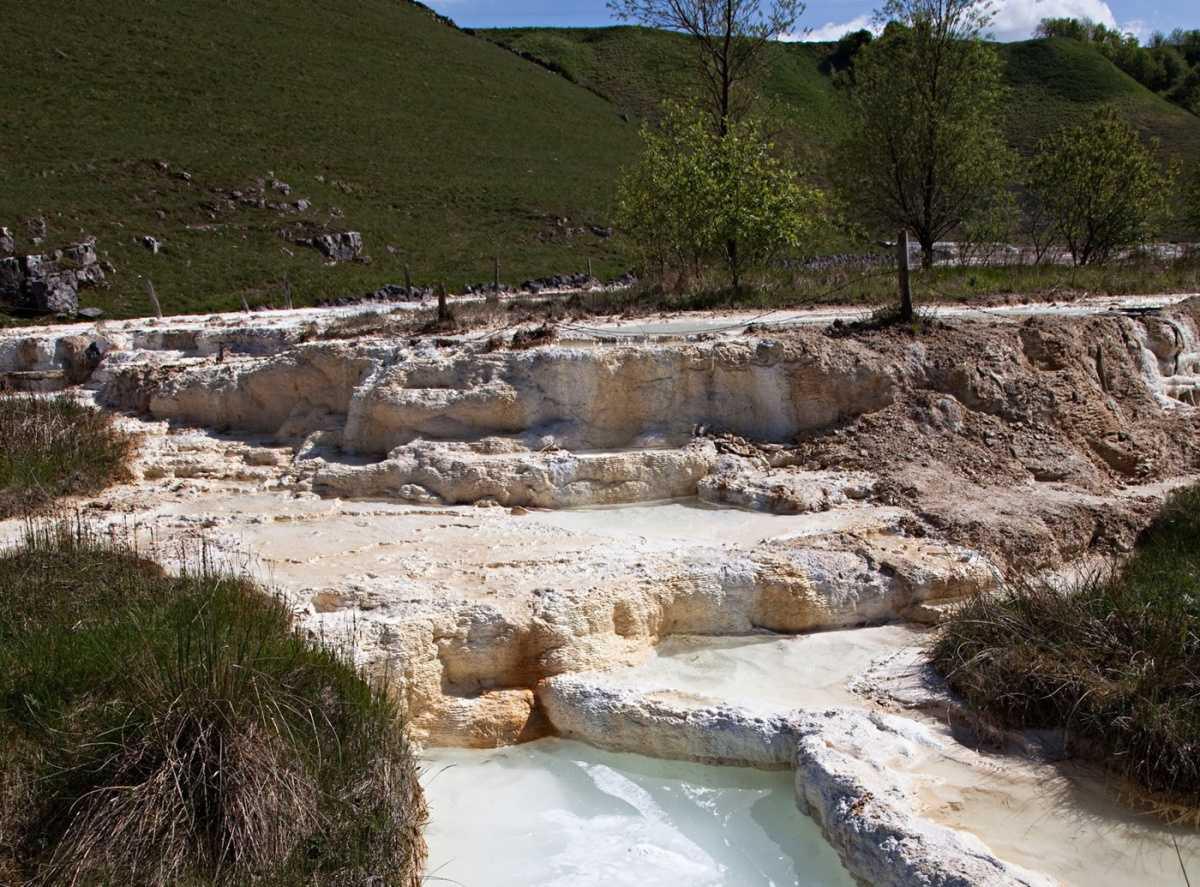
<box><xmin>2</xmin><ymin>0</ymin><xmax>638</xmax><ymax>318</ymax></box>
<box><xmin>0</xmin><ymin>395</ymin><xmax>134</xmax><ymax>518</ymax></box>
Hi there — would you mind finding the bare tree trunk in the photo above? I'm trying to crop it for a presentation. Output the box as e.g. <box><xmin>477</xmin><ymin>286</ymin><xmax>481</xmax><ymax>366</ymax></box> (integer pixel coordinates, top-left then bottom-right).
<box><xmin>919</xmin><ymin>234</ymin><xmax>935</xmax><ymax>270</ymax></box>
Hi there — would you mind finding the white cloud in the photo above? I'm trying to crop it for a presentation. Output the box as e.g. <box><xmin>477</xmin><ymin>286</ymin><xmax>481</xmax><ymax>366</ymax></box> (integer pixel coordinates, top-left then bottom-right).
<box><xmin>1119</xmin><ymin>19</ymin><xmax>1150</xmax><ymax>41</ymax></box>
<box><xmin>987</xmin><ymin>0</ymin><xmax>1118</xmax><ymax>41</ymax></box>
<box><xmin>787</xmin><ymin>0</ymin><xmax>1133</xmax><ymax>44</ymax></box>
<box><xmin>785</xmin><ymin>15</ymin><xmax>877</xmax><ymax>42</ymax></box>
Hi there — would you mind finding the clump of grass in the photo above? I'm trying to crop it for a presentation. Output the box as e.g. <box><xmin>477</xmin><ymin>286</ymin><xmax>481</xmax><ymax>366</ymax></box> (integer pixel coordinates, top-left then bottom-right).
<box><xmin>510</xmin><ymin>322</ymin><xmax>559</xmax><ymax>350</ymax></box>
<box><xmin>824</xmin><ymin>304</ymin><xmax>942</xmax><ymax>338</ymax></box>
<box><xmin>0</xmin><ymin>395</ymin><xmax>135</xmax><ymax>518</ymax></box>
<box><xmin>0</xmin><ymin>522</ymin><xmax>427</xmax><ymax>885</ymax></box>
<box><xmin>931</xmin><ymin>485</ymin><xmax>1200</xmax><ymax>822</ymax></box>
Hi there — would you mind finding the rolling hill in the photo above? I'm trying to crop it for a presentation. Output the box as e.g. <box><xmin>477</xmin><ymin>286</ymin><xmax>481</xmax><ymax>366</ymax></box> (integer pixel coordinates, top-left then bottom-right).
<box><xmin>3</xmin><ymin>4</ymin><xmax>1197</xmax><ymax>320</ymax></box>
<box><xmin>485</xmin><ymin>28</ymin><xmax>1200</xmax><ymax>165</ymax></box>
<box><xmin>1</xmin><ymin>0</ymin><xmax>638</xmax><ymax>317</ymax></box>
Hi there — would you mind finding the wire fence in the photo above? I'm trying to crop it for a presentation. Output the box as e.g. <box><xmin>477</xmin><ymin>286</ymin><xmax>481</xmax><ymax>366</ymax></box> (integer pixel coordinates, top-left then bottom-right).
<box><xmin>550</xmin><ymin>265</ymin><xmax>901</xmax><ymax>341</ymax></box>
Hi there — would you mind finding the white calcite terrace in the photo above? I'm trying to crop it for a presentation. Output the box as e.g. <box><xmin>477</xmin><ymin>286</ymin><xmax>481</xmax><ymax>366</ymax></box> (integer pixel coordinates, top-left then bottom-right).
<box><xmin>2</xmin><ymin>292</ymin><xmax>1198</xmax><ymax>886</ymax></box>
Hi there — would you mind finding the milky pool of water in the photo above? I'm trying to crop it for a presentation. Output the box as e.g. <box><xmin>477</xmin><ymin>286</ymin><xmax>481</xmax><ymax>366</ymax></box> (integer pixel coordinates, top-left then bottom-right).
<box><xmin>422</xmin><ymin>738</ymin><xmax>854</xmax><ymax>887</ymax></box>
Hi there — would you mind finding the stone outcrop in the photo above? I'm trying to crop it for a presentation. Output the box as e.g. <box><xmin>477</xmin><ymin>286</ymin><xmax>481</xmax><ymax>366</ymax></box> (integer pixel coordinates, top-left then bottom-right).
<box><xmin>313</xmin><ymin>440</ymin><xmax>720</xmax><ymax>507</ymax></box>
<box><xmin>332</xmin><ymin>527</ymin><xmax>996</xmax><ymax>748</ymax></box>
<box><xmin>0</xmin><ymin>239</ymin><xmax>105</xmax><ymax>315</ymax></box>
<box><xmin>300</xmin><ymin>231</ymin><xmax>363</xmax><ymax>262</ymax></box>
<box><xmin>793</xmin><ymin>709</ymin><xmax>1054</xmax><ymax>887</ymax></box>
<box><xmin>121</xmin><ymin>338</ymin><xmax>897</xmax><ymax>453</ymax></box>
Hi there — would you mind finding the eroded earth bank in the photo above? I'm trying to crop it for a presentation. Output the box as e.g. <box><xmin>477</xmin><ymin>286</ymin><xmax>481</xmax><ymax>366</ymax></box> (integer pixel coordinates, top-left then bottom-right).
<box><xmin>3</xmin><ymin>294</ymin><xmax>1199</xmax><ymax>885</ymax></box>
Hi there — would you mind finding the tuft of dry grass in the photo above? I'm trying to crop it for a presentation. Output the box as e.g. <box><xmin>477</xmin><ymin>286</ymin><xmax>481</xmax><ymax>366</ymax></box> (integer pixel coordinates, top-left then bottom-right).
<box><xmin>0</xmin><ymin>522</ymin><xmax>427</xmax><ymax>885</ymax></box>
<box><xmin>931</xmin><ymin>485</ymin><xmax>1200</xmax><ymax>823</ymax></box>
<box><xmin>510</xmin><ymin>322</ymin><xmax>559</xmax><ymax>350</ymax></box>
<box><xmin>0</xmin><ymin>395</ymin><xmax>134</xmax><ymax>519</ymax></box>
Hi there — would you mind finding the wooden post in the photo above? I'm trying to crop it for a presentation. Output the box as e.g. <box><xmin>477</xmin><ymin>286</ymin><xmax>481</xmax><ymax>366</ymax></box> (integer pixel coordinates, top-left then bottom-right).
<box><xmin>587</xmin><ymin>258</ymin><xmax>593</xmax><ymax>280</ymax></box>
<box><xmin>404</xmin><ymin>265</ymin><xmax>413</xmax><ymax>292</ymax></box>
<box><xmin>437</xmin><ymin>282</ymin><xmax>449</xmax><ymax>323</ymax></box>
<box><xmin>897</xmin><ymin>229</ymin><xmax>913</xmax><ymax>322</ymax></box>
<box><xmin>241</xmin><ymin>294</ymin><xmax>251</xmax><ymax>314</ymax></box>
<box><xmin>493</xmin><ymin>256</ymin><xmax>500</xmax><ymax>291</ymax></box>
<box><xmin>281</xmin><ymin>275</ymin><xmax>293</xmax><ymax>311</ymax></box>
<box><xmin>144</xmin><ymin>278</ymin><xmax>163</xmax><ymax>319</ymax></box>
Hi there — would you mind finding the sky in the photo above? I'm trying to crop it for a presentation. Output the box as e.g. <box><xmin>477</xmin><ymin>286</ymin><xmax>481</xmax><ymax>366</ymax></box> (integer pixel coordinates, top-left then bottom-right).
<box><xmin>427</xmin><ymin>0</ymin><xmax>1194</xmax><ymax>43</ymax></box>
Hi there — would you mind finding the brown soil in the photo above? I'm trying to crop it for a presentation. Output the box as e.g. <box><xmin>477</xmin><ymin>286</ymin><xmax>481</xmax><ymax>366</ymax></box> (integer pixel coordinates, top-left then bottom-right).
<box><xmin>785</xmin><ymin>299</ymin><xmax>1200</xmax><ymax>571</ymax></box>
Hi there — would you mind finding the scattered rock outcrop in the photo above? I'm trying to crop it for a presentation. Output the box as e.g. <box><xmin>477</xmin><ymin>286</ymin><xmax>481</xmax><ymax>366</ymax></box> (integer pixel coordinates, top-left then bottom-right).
<box><xmin>299</xmin><ymin>231</ymin><xmax>363</xmax><ymax>262</ymax></box>
<box><xmin>0</xmin><ymin>238</ymin><xmax>106</xmax><ymax>315</ymax></box>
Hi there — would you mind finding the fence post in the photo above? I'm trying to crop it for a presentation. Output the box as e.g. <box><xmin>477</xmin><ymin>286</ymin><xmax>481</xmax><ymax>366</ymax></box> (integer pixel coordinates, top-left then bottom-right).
<box><xmin>897</xmin><ymin>229</ymin><xmax>913</xmax><ymax>322</ymax></box>
<box><xmin>144</xmin><ymin>279</ymin><xmax>163</xmax><ymax>319</ymax></box>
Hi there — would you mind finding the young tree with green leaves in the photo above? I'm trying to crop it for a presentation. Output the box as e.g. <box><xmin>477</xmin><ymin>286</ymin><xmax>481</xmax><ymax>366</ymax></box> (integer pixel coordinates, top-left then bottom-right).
<box><xmin>833</xmin><ymin>0</ymin><xmax>1016</xmax><ymax>269</ymax></box>
<box><xmin>617</xmin><ymin>103</ymin><xmax>824</xmax><ymax>289</ymax></box>
<box><xmin>608</xmin><ymin>1</ymin><xmax>807</xmax><ymax>280</ymax></box>
<box><xmin>1028</xmin><ymin>108</ymin><xmax>1173</xmax><ymax>265</ymax></box>
<box><xmin>607</xmin><ymin>0</ymin><xmax>805</xmax><ymax>133</ymax></box>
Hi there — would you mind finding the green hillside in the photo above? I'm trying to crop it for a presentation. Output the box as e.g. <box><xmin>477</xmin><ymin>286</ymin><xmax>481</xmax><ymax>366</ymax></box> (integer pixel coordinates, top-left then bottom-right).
<box><xmin>486</xmin><ymin>28</ymin><xmax>1200</xmax><ymax>166</ymax></box>
<box><xmin>1</xmin><ymin>0</ymin><xmax>637</xmax><ymax>318</ymax></box>
<box><xmin>3</xmin><ymin>6</ymin><xmax>1198</xmax><ymax>321</ymax></box>
<box><xmin>485</xmin><ymin>26</ymin><xmax>847</xmax><ymax>151</ymax></box>
<box><xmin>999</xmin><ymin>37</ymin><xmax>1200</xmax><ymax>158</ymax></box>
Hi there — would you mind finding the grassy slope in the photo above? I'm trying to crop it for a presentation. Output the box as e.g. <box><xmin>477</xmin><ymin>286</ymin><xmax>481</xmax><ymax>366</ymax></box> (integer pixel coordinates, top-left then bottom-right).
<box><xmin>1000</xmin><ymin>37</ymin><xmax>1200</xmax><ymax>160</ymax></box>
<box><xmin>0</xmin><ymin>395</ymin><xmax>134</xmax><ymax>518</ymax></box>
<box><xmin>4</xmin><ymin>9</ymin><xmax>1198</xmax><ymax>322</ymax></box>
<box><xmin>486</xmin><ymin>29</ymin><xmax>1200</xmax><ymax>168</ymax></box>
<box><xmin>1</xmin><ymin>0</ymin><xmax>638</xmax><ymax>318</ymax></box>
<box><xmin>485</xmin><ymin>26</ymin><xmax>846</xmax><ymax>152</ymax></box>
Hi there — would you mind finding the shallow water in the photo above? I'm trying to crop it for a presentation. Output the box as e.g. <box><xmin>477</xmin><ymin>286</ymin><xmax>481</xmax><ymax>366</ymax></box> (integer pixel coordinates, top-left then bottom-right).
<box><xmin>601</xmin><ymin>624</ymin><xmax>925</xmax><ymax>713</ymax></box>
<box><xmin>524</xmin><ymin>498</ymin><xmax>904</xmax><ymax>548</ymax></box>
<box><xmin>422</xmin><ymin>738</ymin><xmax>854</xmax><ymax>887</ymax></box>
<box><xmin>915</xmin><ymin>747</ymin><xmax>1200</xmax><ymax>887</ymax></box>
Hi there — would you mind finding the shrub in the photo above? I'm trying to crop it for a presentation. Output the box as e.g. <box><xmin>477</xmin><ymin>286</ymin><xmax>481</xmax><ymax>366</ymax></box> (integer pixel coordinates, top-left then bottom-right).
<box><xmin>617</xmin><ymin>102</ymin><xmax>825</xmax><ymax>289</ymax></box>
<box><xmin>1026</xmin><ymin>108</ymin><xmax>1173</xmax><ymax>265</ymax></box>
<box><xmin>0</xmin><ymin>394</ymin><xmax>134</xmax><ymax>518</ymax></box>
<box><xmin>931</xmin><ymin>485</ymin><xmax>1200</xmax><ymax>822</ymax></box>
<box><xmin>0</xmin><ymin>523</ymin><xmax>427</xmax><ymax>885</ymax></box>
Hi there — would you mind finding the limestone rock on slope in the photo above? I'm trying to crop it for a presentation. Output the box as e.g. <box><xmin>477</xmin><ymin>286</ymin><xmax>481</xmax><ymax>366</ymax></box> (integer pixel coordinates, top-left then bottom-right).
<box><xmin>0</xmin><ymin>239</ymin><xmax>106</xmax><ymax>315</ymax></box>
